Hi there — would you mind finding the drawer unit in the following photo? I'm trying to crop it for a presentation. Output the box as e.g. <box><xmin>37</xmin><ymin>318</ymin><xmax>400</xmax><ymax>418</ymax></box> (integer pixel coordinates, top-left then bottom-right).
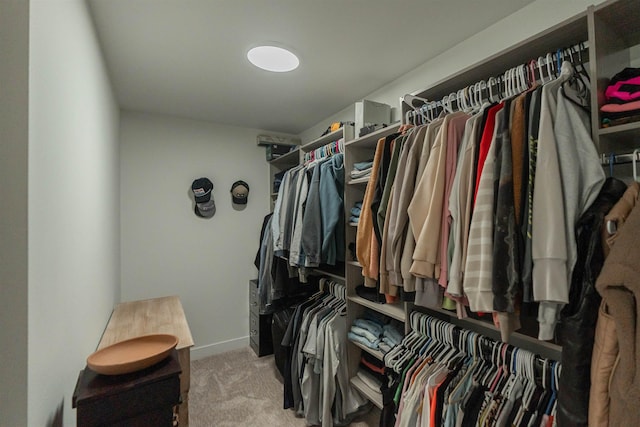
<box><xmin>73</xmin><ymin>350</ymin><xmax>181</xmax><ymax>427</ymax></box>
<box><xmin>249</xmin><ymin>280</ymin><xmax>273</xmax><ymax>357</ymax></box>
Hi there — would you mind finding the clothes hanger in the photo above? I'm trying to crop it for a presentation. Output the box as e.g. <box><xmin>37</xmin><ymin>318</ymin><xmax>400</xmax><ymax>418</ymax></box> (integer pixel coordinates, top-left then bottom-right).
<box><xmin>632</xmin><ymin>148</ymin><xmax>640</xmax><ymax>182</ymax></box>
<box><xmin>546</xmin><ymin>52</ymin><xmax>555</xmax><ymax>81</ymax></box>
<box><xmin>487</xmin><ymin>77</ymin><xmax>498</xmax><ymax>103</ymax></box>
<box><xmin>537</xmin><ymin>56</ymin><xmax>546</xmax><ymax>84</ymax></box>
<box><xmin>456</xmin><ymin>89</ymin><xmax>466</xmax><ymax>113</ymax></box>
<box><xmin>544</xmin><ymin>361</ymin><xmax>559</xmax><ymax>415</ymax></box>
<box><xmin>403</xmin><ymin>94</ymin><xmax>429</xmax><ymax>109</ymax></box>
<box><xmin>556</xmin><ymin>48</ymin><xmax>563</xmax><ymax>78</ymax></box>
<box><xmin>518</xmin><ymin>64</ymin><xmax>528</xmax><ymax>93</ymax></box>
<box><xmin>470</xmin><ymin>82</ymin><xmax>479</xmax><ymax>110</ymax></box>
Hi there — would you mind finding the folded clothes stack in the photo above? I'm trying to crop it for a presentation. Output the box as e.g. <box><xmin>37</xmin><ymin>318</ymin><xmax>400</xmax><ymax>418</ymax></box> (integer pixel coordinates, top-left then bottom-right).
<box><xmin>348</xmin><ymin>313</ymin><xmax>404</xmax><ymax>355</ymax></box>
<box><xmin>350</xmin><ymin>160</ymin><xmax>373</xmax><ymax>179</ymax></box>
<box><xmin>349</xmin><ymin>201</ymin><xmax>363</xmax><ymax>224</ymax></box>
<box><xmin>356</xmin><ymin>352</ymin><xmax>386</xmax><ymax>393</ymax></box>
<box><xmin>379</xmin><ymin>324</ymin><xmax>403</xmax><ymax>354</ymax></box>
<box><xmin>348</xmin><ymin>318</ymin><xmax>382</xmax><ymax>350</ymax></box>
<box><xmin>601</xmin><ymin>68</ymin><xmax>640</xmax><ymax>123</ymax></box>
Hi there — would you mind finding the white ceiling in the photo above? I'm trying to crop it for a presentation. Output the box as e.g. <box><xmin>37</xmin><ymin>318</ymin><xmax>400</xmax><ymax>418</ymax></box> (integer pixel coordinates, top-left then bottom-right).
<box><xmin>88</xmin><ymin>0</ymin><xmax>536</xmax><ymax>135</ymax></box>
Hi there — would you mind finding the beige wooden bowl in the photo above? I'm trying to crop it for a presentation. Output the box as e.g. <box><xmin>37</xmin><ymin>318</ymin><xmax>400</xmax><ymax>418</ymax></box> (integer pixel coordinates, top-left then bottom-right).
<box><xmin>87</xmin><ymin>334</ymin><xmax>178</xmax><ymax>375</ymax></box>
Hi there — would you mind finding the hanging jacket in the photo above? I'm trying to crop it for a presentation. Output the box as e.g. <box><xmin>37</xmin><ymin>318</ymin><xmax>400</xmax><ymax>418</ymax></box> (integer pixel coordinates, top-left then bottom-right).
<box><xmin>393</xmin><ymin>124</ymin><xmax>436</xmax><ymax>292</ymax></box>
<box><xmin>384</xmin><ymin>128</ymin><xmax>419</xmax><ymax>289</ymax></box>
<box><xmin>301</xmin><ymin>163</ymin><xmax>322</xmax><ymax>266</ymax></box>
<box><xmin>372</xmin><ymin>137</ymin><xmax>394</xmax><ymax>246</ymax></box>
<box><xmin>319</xmin><ymin>153</ymin><xmax>345</xmax><ymax>265</ymax></box>
<box><xmin>594</xmin><ymin>198</ymin><xmax>640</xmax><ymax>427</ymax></box>
<box><xmin>556</xmin><ymin>177</ymin><xmax>626</xmax><ymax>427</ymax></box>
<box><xmin>602</xmin><ymin>181</ymin><xmax>640</xmax><ymax>258</ymax></box>
<box><xmin>357</xmin><ymin>139</ymin><xmax>385</xmax><ymax>287</ymax></box>
<box><xmin>410</xmin><ymin>112</ymin><xmax>467</xmax><ymax>279</ymax></box>
<box><xmin>463</xmin><ymin>107</ymin><xmax>504</xmax><ymax>312</ymax></box>
<box><xmin>492</xmin><ymin>98</ymin><xmax>519</xmax><ymax>313</ymax></box>
<box><xmin>589</xmin><ymin>181</ymin><xmax>640</xmax><ymax>426</ymax></box>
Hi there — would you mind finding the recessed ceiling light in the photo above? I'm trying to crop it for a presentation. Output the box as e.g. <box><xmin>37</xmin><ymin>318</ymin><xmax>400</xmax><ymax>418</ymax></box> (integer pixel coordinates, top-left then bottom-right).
<box><xmin>247</xmin><ymin>46</ymin><xmax>299</xmax><ymax>72</ymax></box>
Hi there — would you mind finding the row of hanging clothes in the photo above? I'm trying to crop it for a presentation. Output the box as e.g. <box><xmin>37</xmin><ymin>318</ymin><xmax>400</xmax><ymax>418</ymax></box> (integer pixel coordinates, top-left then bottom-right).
<box><xmin>281</xmin><ymin>279</ymin><xmax>373</xmax><ymax>426</ymax></box>
<box><xmin>355</xmin><ymin>42</ymin><xmax>602</xmax><ymax>343</ymax></box>
<box><xmin>380</xmin><ymin>312</ymin><xmax>561</xmax><ymax>427</ymax></box>
<box><xmin>257</xmin><ymin>138</ymin><xmax>346</xmax><ymax>313</ymax></box>
<box><xmin>272</xmin><ymin>138</ymin><xmax>346</xmax><ymax>274</ymax></box>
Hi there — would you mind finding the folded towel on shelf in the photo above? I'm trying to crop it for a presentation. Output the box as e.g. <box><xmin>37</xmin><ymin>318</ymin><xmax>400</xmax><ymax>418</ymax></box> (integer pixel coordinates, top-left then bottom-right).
<box><xmin>382</xmin><ymin>336</ymin><xmax>400</xmax><ymax>348</ymax></box>
<box><xmin>356</xmin><ymin>370</ymin><xmax>383</xmax><ymax>393</ymax></box>
<box><xmin>350</xmin><ymin>206</ymin><xmax>362</xmax><ymax>217</ymax></box>
<box><xmin>350</xmin><ymin>168</ymin><xmax>372</xmax><ymax>179</ymax></box>
<box><xmin>353</xmin><ymin>319</ymin><xmax>384</xmax><ymax>337</ymax></box>
<box><xmin>360</xmin><ymin>353</ymin><xmax>385</xmax><ymax>374</ymax></box>
<box><xmin>348</xmin><ymin>332</ymin><xmax>380</xmax><ymax>350</ymax></box>
<box><xmin>383</xmin><ymin>324</ymin><xmax>404</xmax><ymax>344</ymax></box>
<box><xmin>379</xmin><ymin>342</ymin><xmax>392</xmax><ymax>354</ymax></box>
<box><xmin>350</xmin><ymin>325</ymin><xmax>380</xmax><ymax>343</ymax></box>
<box><xmin>353</xmin><ymin>161</ymin><xmax>374</xmax><ymax>171</ymax></box>
<box><xmin>349</xmin><ymin>216</ymin><xmax>360</xmax><ymax>224</ymax></box>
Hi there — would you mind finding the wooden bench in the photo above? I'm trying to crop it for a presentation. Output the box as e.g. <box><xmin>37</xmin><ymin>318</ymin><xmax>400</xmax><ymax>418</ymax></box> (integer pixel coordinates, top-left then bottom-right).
<box><xmin>97</xmin><ymin>296</ymin><xmax>194</xmax><ymax>426</ymax></box>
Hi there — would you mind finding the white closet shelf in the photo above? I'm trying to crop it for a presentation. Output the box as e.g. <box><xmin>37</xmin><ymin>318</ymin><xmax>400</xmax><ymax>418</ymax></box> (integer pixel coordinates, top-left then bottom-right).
<box><xmin>269</xmin><ymin>148</ymin><xmax>300</xmax><ymax>166</ymax></box>
<box><xmin>349</xmin><ymin>339</ymin><xmax>384</xmax><ymax>362</ymax></box>
<box><xmin>301</xmin><ymin>126</ymin><xmax>354</xmax><ymax>153</ymax></box>
<box><xmin>347</xmin><ymin>260</ymin><xmax>362</xmax><ymax>267</ymax></box>
<box><xmin>597</xmin><ymin>121</ymin><xmax>640</xmax><ymax>150</ymax></box>
<box><xmin>348</xmin><ymin>295</ymin><xmax>406</xmax><ymax>322</ymax></box>
<box><xmin>310</xmin><ymin>266</ymin><xmax>345</xmax><ymax>281</ymax></box>
<box><xmin>348</xmin><ymin>177</ymin><xmax>370</xmax><ymax>185</ymax></box>
<box><xmin>345</xmin><ymin>122</ymin><xmax>402</xmax><ymax>149</ymax></box>
<box><xmin>349</xmin><ymin>222</ymin><xmax>359</xmax><ymax>227</ymax></box>
<box><xmin>350</xmin><ymin>376</ymin><xmax>383</xmax><ymax>409</ymax></box>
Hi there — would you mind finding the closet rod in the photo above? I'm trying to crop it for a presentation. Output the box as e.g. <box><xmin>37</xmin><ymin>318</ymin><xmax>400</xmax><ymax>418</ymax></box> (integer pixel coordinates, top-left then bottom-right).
<box><xmin>600</xmin><ymin>150</ymin><xmax>640</xmax><ymax>165</ymax></box>
<box><xmin>405</xmin><ymin>311</ymin><xmax>560</xmax><ymax>382</ymax></box>
<box><xmin>303</xmin><ymin>138</ymin><xmax>345</xmax><ymax>164</ymax></box>
<box><xmin>404</xmin><ymin>40</ymin><xmax>589</xmax><ymax>122</ymax></box>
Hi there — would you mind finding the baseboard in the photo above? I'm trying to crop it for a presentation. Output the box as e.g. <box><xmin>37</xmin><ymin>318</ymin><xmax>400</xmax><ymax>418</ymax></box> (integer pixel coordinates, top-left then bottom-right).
<box><xmin>190</xmin><ymin>336</ymin><xmax>250</xmax><ymax>360</ymax></box>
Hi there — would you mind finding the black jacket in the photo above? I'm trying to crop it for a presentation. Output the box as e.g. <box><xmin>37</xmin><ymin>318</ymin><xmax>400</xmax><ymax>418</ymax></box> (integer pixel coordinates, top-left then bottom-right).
<box><xmin>556</xmin><ymin>177</ymin><xmax>627</xmax><ymax>427</ymax></box>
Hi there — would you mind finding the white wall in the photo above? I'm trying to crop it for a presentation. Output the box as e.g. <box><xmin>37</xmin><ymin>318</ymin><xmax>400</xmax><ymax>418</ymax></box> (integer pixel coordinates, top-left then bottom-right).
<box><xmin>120</xmin><ymin>112</ymin><xmax>280</xmax><ymax>359</ymax></box>
<box><xmin>299</xmin><ymin>0</ymin><xmax>606</xmax><ymax>142</ymax></box>
<box><xmin>0</xmin><ymin>1</ymin><xmax>29</xmax><ymax>425</ymax></box>
<box><xmin>28</xmin><ymin>1</ymin><xmax>120</xmax><ymax>426</ymax></box>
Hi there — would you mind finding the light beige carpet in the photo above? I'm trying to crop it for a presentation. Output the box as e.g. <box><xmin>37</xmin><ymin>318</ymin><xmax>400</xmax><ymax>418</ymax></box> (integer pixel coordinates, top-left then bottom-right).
<box><xmin>189</xmin><ymin>346</ymin><xmax>380</xmax><ymax>426</ymax></box>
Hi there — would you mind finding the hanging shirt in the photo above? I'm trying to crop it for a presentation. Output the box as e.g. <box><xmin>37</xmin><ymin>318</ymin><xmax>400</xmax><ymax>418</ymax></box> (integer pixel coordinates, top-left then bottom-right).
<box><xmin>463</xmin><ymin>106</ymin><xmax>504</xmax><ymax>312</ymax></box>
<box><xmin>438</xmin><ymin>113</ymin><xmax>471</xmax><ymax>288</ymax></box>
<box><xmin>447</xmin><ymin>112</ymin><xmax>484</xmax><ymax>300</ymax></box>
<box><xmin>386</xmin><ymin>126</ymin><xmax>424</xmax><ymax>289</ymax></box>
<box><xmin>410</xmin><ymin>113</ymin><xmax>468</xmax><ymax>280</ymax></box>
<box><xmin>357</xmin><ymin>138</ymin><xmax>385</xmax><ymax>287</ymax></box>
<box><xmin>320</xmin><ymin>153</ymin><xmax>346</xmax><ymax>265</ymax></box>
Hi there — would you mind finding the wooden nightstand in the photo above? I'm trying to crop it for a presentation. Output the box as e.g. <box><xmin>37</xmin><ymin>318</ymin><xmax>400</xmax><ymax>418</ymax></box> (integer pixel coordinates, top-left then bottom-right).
<box><xmin>97</xmin><ymin>296</ymin><xmax>194</xmax><ymax>426</ymax></box>
<box><xmin>73</xmin><ymin>349</ymin><xmax>181</xmax><ymax>426</ymax></box>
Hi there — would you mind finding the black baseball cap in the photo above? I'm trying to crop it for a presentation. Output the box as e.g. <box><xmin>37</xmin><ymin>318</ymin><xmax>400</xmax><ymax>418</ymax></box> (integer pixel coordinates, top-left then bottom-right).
<box><xmin>191</xmin><ymin>177</ymin><xmax>213</xmax><ymax>203</ymax></box>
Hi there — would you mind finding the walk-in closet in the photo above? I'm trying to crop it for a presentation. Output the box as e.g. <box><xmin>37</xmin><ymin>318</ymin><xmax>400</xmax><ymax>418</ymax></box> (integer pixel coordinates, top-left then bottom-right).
<box><xmin>3</xmin><ymin>0</ymin><xmax>640</xmax><ymax>426</ymax></box>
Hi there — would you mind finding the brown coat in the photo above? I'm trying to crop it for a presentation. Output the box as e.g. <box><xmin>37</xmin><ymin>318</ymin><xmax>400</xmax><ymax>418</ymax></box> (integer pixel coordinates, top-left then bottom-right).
<box><xmin>356</xmin><ymin>138</ymin><xmax>384</xmax><ymax>287</ymax></box>
<box><xmin>602</xmin><ymin>181</ymin><xmax>640</xmax><ymax>258</ymax></box>
<box><xmin>594</xmin><ymin>202</ymin><xmax>640</xmax><ymax>426</ymax></box>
